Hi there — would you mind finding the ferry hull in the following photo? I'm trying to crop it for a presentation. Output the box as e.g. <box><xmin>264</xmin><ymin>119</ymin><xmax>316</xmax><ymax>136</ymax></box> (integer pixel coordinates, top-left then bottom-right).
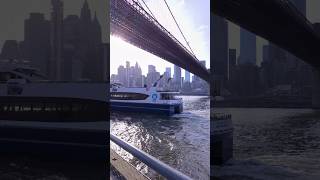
<box><xmin>0</xmin><ymin>123</ymin><xmax>108</xmax><ymax>162</ymax></box>
<box><xmin>110</xmin><ymin>101</ymin><xmax>183</xmax><ymax>115</ymax></box>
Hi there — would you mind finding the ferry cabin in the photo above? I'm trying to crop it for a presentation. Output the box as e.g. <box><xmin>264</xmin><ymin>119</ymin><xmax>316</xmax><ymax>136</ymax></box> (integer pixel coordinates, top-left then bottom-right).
<box><xmin>110</xmin><ymin>87</ymin><xmax>183</xmax><ymax>115</ymax></box>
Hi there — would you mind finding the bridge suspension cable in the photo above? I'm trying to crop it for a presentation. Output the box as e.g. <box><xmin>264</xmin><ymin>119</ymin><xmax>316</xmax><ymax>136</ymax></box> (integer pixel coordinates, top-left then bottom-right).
<box><xmin>138</xmin><ymin>0</ymin><xmax>156</xmax><ymax>20</ymax></box>
<box><xmin>162</xmin><ymin>0</ymin><xmax>196</xmax><ymax>57</ymax></box>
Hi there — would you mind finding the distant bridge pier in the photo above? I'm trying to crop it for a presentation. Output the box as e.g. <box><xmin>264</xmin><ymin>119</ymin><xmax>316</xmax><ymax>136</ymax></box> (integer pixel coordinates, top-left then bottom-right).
<box><xmin>312</xmin><ymin>69</ymin><xmax>320</xmax><ymax>108</ymax></box>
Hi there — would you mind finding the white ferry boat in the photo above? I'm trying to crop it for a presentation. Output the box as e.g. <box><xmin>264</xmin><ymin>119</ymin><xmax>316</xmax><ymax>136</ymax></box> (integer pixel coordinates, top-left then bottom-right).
<box><xmin>0</xmin><ymin>61</ymin><xmax>107</xmax><ymax>158</ymax></box>
<box><xmin>0</xmin><ymin>61</ymin><xmax>107</xmax><ymax>122</ymax></box>
<box><xmin>110</xmin><ymin>82</ymin><xmax>183</xmax><ymax>115</ymax></box>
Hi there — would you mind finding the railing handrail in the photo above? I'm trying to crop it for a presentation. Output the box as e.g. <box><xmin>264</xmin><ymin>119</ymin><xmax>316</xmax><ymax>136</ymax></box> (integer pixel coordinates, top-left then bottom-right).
<box><xmin>110</xmin><ymin>134</ymin><xmax>193</xmax><ymax>180</ymax></box>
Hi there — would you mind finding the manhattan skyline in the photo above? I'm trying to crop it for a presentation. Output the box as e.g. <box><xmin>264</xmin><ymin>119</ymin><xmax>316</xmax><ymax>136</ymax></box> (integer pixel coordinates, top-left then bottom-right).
<box><xmin>0</xmin><ymin>0</ymin><xmax>107</xmax><ymax>49</ymax></box>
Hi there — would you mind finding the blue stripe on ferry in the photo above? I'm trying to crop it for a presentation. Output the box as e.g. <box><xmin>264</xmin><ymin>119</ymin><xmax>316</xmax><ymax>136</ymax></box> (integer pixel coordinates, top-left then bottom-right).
<box><xmin>110</xmin><ymin>102</ymin><xmax>179</xmax><ymax>115</ymax></box>
<box><xmin>110</xmin><ymin>102</ymin><xmax>179</xmax><ymax>108</ymax></box>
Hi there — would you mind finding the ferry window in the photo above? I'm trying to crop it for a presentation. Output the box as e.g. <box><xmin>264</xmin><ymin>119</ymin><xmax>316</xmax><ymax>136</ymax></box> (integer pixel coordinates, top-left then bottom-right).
<box><xmin>161</xmin><ymin>94</ymin><xmax>176</xmax><ymax>100</ymax></box>
<box><xmin>23</xmin><ymin>105</ymin><xmax>31</xmax><ymax>111</ymax></box>
<box><xmin>45</xmin><ymin>103</ymin><xmax>57</xmax><ymax>111</ymax></box>
<box><xmin>111</xmin><ymin>92</ymin><xmax>149</xmax><ymax>100</ymax></box>
<box><xmin>32</xmin><ymin>103</ymin><xmax>43</xmax><ymax>111</ymax></box>
<box><xmin>14</xmin><ymin>105</ymin><xmax>20</xmax><ymax>111</ymax></box>
<box><xmin>161</xmin><ymin>94</ymin><xmax>169</xmax><ymax>100</ymax></box>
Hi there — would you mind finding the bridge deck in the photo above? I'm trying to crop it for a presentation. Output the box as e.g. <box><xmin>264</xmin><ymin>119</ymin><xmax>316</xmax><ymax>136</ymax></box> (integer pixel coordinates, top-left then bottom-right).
<box><xmin>212</xmin><ymin>0</ymin><xmax>320</xmax><ymax>68</ymax></box>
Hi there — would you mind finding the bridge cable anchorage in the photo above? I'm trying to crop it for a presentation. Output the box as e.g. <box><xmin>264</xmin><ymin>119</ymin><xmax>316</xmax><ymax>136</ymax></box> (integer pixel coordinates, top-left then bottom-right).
<box><xmin>162</xmin><ymin>0</ymin><xmax>196</xmax><ymax>57</ymax></box>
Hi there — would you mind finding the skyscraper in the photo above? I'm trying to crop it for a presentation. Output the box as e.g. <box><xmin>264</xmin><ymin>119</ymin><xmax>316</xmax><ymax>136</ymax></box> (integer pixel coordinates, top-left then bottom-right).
<box><xmin>50</xmin><ymin>0</ymin><xmax>64</xmax><ymax>80</ymax></box>
<box><xmin>24</xmin><ymin>13</ymin><xmax>50</xmax><ymax>75</ymax></box>
<box><xmin>0</xmin><ymin>40</ymin><xmax>20</xmax><ymax>60</ymax></box>
<box><xmin>262</xmin><ymin>45</ymin><xmax>269</xmax><ymax>63</ymax></box>
<box><xmin>147</xmin><ymin>65</ymin><xmax>160</xmax><ymax>87</ymax></box>
<box><xmin>211</xmin><ymin>15</ymin><xmax>228</xmax><ymax>78</ymax></box>
<box><xmin>117</xmin><ymin>65</ymin><xmax>126</xmax><ymax>86</ymax></box>
<box><xmin>185</xmin><ymin>71</ymin><xmax>190</xmax><ymax>82</ymax></box>
<box><xmin>239</xmin><ymin>28</ymin><xmax>256</xmax><ymax>65</ymax></box>
<box><xmin>165</xmin><ymin>67</ymin><xmax>171</xmax><ymax>78</ymax></box>
<box><xmin>81</xmin><ymin>0</ymin><xmax>92</xmax><ymax>23</ymax></box>
<box><xmin>228</xmin><ymin>49</ymin><xmax>237</xmax><ymax>80</ymax></box>
<box><xmin>133</xmin><ymin>62</ymin><xmax>143</xmax><ymax>87</ymax></box>
<box><xmin>148</xmin><ymin>65</ymin><xmax>156</xmax><ymax>73</ymax></box>
<box><xmin>228</xmin><ymin>49</ymin><xmax>236</xmax><ymax>67</ymax></box>
<box><xmin>174</xmin><ymin>65</ymin><xmax>181</xmax><ymax>88</ymax></box>
<box><xmin>63</xmin><ymin>15</ymin><xmax>81</xmax><ymax>80</ymax></box>
<box><xmin>79</xmin><ymin>0</ymin><xmax>103</xmax><ymax>81</ymax></box>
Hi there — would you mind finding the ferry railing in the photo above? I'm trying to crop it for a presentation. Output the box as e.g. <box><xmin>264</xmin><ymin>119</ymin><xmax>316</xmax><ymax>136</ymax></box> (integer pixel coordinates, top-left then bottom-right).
<box><xmin>110</xmin><ymin>134</ymin><xmax>193</xmax><ymax>180</ymax></box>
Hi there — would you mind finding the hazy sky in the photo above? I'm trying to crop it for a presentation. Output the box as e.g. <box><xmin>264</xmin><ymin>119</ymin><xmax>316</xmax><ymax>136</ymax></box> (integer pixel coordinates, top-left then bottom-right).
<box><xmin>110</xmin><ymin>0</ymin><xmax>210</xmax><ymax>76</ymax></box>
<box><xmin>0</xmin><ymin>0</ymin><xmax>107</xmax><ymax>48</ymax></box>
<box><xmin>228</xmin><ymin>0</ymin><xmax>320</xmax><ymax>66</ymax></box>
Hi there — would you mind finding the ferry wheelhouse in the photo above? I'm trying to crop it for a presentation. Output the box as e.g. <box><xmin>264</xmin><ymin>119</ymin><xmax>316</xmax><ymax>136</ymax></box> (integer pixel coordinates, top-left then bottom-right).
<box><xmin>110</xmin><ymin>82</ymin><xmax>183</xmax><ymax>115</ymax></box>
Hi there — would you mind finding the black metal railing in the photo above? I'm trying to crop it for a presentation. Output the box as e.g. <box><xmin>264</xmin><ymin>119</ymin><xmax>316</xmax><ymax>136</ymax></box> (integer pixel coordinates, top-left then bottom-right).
<box><xmin>110</xmin><ymin>134</ymin><xmax>192</xmax><ymax>180</ymax></box>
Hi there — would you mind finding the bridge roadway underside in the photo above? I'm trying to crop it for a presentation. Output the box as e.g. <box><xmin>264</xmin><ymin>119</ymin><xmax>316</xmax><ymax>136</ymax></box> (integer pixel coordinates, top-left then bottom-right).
<box><xmin>111</xmin><ymin>0</ymin><xmax>210</xmax><ymax>82</ymax></box>
<box><xmin>212</xmin><ymin>0</ymin><xmax>320</xmax><ymax>69</ymax></box>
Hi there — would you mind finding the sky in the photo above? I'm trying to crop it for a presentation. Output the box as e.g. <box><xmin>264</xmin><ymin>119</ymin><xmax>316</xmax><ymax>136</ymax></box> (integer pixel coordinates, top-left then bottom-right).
<box><xmin>228</xmin><ymin>0</ymin><xmax>320</xmax><ymax>66</ymax></box>
<box><xmin>0</xmin><ymin>0</ymin><xmax>107</xmax><ymax>48</ymax></box>
<box><xmin>110</xmin><ymin>0</ymin><xmax>210</xmax><ymax>77</ymax></box>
